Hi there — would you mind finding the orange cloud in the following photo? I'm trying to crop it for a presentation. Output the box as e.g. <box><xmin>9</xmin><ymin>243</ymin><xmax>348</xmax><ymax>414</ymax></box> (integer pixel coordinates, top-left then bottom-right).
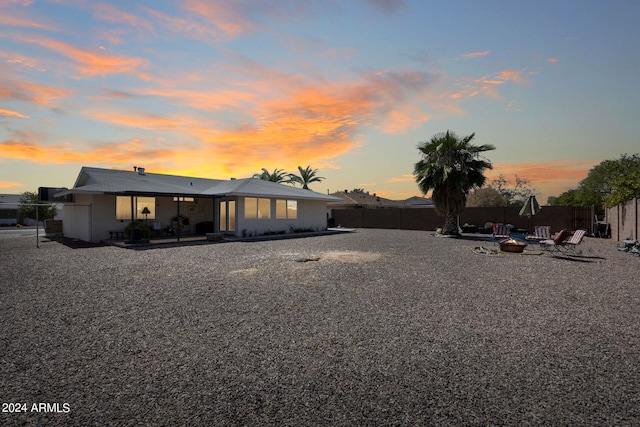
<box><xmin>16</xmin><ymin>34</ymin><xmax>150</xmax><ymax>79</ymax></box>
<box><xmin>487</xmin><ymin>160</ymin><xmax>598</xmax><ymax>200</ymax></box>
<box><xmin>0</xmin><ymin>181</ymin><xmax>23</xmax><ymax>189</ymax></box>
<box><xmin>0</xmin><ymin>139</ymin><xmax>175</xmax><ymax>165</ymax></box>
<box><xmin>497</xmin><ymin>70</ymin><xmax>528</xmax><ymax>84</ymax></box>
<box><xmin>0</xmin><ymin>108</ymin><xmax>28</xmax><ymax>118</ymax></box>
<box><xmin>388</xmin><ymin>174</ymin><xmax>414</xmax><ymax>183</ymax></box>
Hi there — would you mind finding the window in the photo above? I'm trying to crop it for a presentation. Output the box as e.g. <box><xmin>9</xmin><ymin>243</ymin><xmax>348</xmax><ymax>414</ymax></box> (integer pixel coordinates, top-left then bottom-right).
<box><xmin>245</xmin><ymin>197</ymin><xmax>257</xmax><ymax>219</ymax></box>
<box><xmin>276</xmin><ymin>200</ymin><xmax>297</xmax><ymax>219</ymax></box>
<box><xmin>116</xmin><ymin>196</ymin><xmax>155</xmax><ymax>220</ymax></box>
<box><xmin>244</xmin><ymin>197</ymin><xmax>271</xmax><ymax>219</ymax></box>
<box><xmin>258</xmin><ymin>198</ymin><xmax>270</xmax><ymax>219</ymax></box>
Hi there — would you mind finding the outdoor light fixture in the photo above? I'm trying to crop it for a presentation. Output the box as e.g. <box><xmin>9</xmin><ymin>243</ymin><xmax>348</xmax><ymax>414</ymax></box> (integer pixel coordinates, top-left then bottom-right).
<box><xmin>141</xmin><ymin>206</ymin><xmax>151</xmax><ymax>226</ymax></box>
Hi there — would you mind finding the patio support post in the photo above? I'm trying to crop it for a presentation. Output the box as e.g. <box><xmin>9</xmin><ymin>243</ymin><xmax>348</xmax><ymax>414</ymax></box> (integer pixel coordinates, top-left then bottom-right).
<box><xmin>130</xmin><ymin>196</ymin><xmax>135</xmax><ymax>242</ymax></box>
<box><xmin>176</xmin><ymin>198</ymin><xmax>180</xmax><ymax>242</ymax></box>
<box><xmin>36</xmin><ymin>204</ymin><xmax>39</xmax><ymax>249</ymax></box>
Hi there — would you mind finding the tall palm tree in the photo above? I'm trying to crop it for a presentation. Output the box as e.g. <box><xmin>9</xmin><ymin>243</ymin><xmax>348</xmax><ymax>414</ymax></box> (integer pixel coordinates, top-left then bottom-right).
<box><xmin>253</xmin><ymin>168</ymin><xmax>292</xmax><ymax>184</ymax></box>
<box><xmin>290</xmin><ymin>165</ymin><xmax>325</xmax><ymax>190</ymax></box>
<box><xmin>414</xmin><ymin>130</ymin><xmax>495</xmax><ymax>235</ymax></box>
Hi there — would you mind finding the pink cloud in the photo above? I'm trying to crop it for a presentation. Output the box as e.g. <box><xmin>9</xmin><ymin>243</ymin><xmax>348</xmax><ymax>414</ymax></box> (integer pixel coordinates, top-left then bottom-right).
<box><xmin>92</xmin><ymin>3</ymin><xmax>154</xmax><ymax>33</ymax></box>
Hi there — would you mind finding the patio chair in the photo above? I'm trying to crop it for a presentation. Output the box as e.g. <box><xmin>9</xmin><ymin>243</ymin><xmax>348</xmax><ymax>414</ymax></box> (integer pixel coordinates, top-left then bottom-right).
<box><xmin>540</xmin><ymin>229</ymin><xmax>570</xmax><ymax>251</ymax></box>
<box><xmin>541</xmin><ymin>229</ymin><xmax>586</xmax><ymax>252</ymax></box>
<box><xmin>526</xmin><ymin>226</ymin><xmax>551</xmax><ymax>243</ymax></box>
<box><xmin>492</xmin><ymin>224</ymin><xmax>510</xmax><ymax>243</ymax></box>
<box><xmin>560</xmin><ymin>229</ymin><xmax>587</xmax><ymax>253</ymax></box>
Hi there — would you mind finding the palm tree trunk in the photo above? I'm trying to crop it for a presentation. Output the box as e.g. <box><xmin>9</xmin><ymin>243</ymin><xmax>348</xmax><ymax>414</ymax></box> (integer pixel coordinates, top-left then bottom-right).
<box><xmin>442</xmin><ymin>212</ymin><xmax>459</xmax><ymax>235</ymax></box>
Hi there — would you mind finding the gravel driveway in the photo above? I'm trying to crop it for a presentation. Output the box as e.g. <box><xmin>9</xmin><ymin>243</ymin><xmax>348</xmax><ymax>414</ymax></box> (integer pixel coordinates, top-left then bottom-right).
<box><xmin>1</xmin><ymin>229</ymin><xmax>639</xmax><ymax>426</ymax></box>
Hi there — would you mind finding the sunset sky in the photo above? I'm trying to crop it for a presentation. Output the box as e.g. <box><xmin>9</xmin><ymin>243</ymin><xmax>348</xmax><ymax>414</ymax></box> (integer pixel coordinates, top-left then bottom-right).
<box><xmin>1</xmin><ymin>0</ymin><xmax>639</xmax><ymax>202</ymax></box>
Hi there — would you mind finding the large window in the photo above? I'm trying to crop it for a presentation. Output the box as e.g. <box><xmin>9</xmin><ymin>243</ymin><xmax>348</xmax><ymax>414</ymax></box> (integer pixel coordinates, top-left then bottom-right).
<box><xmin>244</xmin><ymin>197</ymin><xmax>271</xmax><ymax>219</ymax></box>
<box><xmin>116</xmin><ymin>196</ymin><xmax>155</xmax><ymax>220</ymax></box>
<box><xmin>276</xmin><ymin>200</ymin><xmax>297</xmax><ymax>219</ymax></box>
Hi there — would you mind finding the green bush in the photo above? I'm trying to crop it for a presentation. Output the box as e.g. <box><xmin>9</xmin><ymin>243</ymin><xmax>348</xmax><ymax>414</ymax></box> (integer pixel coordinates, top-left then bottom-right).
<box><xmin>124</xmin><ymin>220</ymin><xmax>152</xmax><ymax>241</ymax></box>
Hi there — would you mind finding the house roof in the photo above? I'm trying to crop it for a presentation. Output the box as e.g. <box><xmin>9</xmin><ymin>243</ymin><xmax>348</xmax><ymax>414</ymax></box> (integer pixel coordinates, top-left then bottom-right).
<box><xmin>403</xmin><ymin>195</ymin><xmax>434</xmax><ymax>206</ymax></box>
<box><xmin>56</xmin><ymin>167</ymin><xmax>340</xmax><ymax>202</ymax></box>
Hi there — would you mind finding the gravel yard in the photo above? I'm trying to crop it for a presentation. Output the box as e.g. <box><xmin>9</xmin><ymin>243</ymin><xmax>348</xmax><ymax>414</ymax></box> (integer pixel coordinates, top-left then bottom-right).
<box><xmin>1</xmin><ymin>229</ymin><xmax>639</xmax><ymax>426</ymax></box>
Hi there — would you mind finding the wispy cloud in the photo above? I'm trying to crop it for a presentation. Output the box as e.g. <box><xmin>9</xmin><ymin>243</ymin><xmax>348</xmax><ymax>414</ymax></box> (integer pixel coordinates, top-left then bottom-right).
<box><xmin>0</xmin><ymin>12</ymin><xmax>57</xmax><ymax>31</ymax></box>
<box><xmin>453</xmin><ymin>69</ymin><xmax>529</xmax><ymax>101</ymax></box>
<box><xmin>462</xmin><ymin>50</ymin><xmax>489</xmax><ymax>59</ymax></box>
<box><xmin>0</xmin><ymin>107</ymin><xmax>28</xmax><ymax>118</ymax></box>
<box><xmin>92</xmin><ymin>3</ymin><xmax>155</xmax><ymax>33</ymax></box>
<box><xmin>0</xmin><ymin>181</ymin><xmax>23</xmax><ymax>189</ymax></box>
<box><xmin>0</xmin><ymin>77</ymin><xmax>70</xmax><ymax>104</ymax></box>
<box><xmin>181</xmin><ymin>0</ymin><xmax>256</xmax><ymax>39</ymax></box>
<box><xmin>14</xmin><ymin>34</ymin><xmax>150</xmax><ymax>79</ymax></box>
<box><xmin>388</xmin><ymin>174</ymin><xmax>414</xmax><ymax>183</ymax></box>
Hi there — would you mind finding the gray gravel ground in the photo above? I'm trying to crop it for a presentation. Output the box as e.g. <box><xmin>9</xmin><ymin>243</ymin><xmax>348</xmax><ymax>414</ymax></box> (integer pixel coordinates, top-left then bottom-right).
<box><xmin>1</xmin><ymin>229</ymin><xmax>639</xmax><ymax>426</ymax></box>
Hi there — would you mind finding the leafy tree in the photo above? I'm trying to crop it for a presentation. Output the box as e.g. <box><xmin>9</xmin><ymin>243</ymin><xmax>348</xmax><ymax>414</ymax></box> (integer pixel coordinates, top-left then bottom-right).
<box><xmin>414</xmin><ymin>130</ymin><xmax>495</xmax><ymax>235</ymax></box>
<box><xmin>602</xmin><ymin>154</ymin><xmax>640</xmax><ymax>207</ymax></box>
<box><xmin>350</xmin><ymin>188</ymin><xmax>369</xmax><ymax>194</ymax></box>
<box><xmin>252</xmin><ymin>168</ymin><xmax>292</xmax><ymax>184</ymax></box>
<box><xmin>490</xmin><ymin>174</ymin><xmax>535</xmax><ymax>206</ymax></box>
<box><xmin>289</xmin><ymin>165</ymin><xmax>325</xmax><ymax>190</ymax></box>
<box><xmin>549</xmin><ymin>153</ymin><xmax>640</xmax><ymax>208</ymax></box>
<box><xmin>18</xmin><ymin>191</ymin><xmax>58</xmax><ymax>223</ymax></box>
<box><xmin>466</xmin><ymin>187</ymin><xmax>508</xmax><ymax>207</ymax></box>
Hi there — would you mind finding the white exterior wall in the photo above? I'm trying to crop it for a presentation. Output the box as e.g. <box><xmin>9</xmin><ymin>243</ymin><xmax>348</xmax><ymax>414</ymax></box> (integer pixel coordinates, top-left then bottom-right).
<box><xmin>62</xmin><ymin>202</ymin><xmax>92</xmax><ymax>242</ymax></box>
<box><xmin>235</xmin><ymin>197</ymin><xmax>328</xmax><ymax>237</ymax></box>
<box><xmin>62</xmin><ymin>192</ymin><xmax>328</xmax><ymax>242</ymax></box>
<box><xmin>64</xmin><ymin>194</ymin><xmax>216</xmax><ymax>243</ymax></box>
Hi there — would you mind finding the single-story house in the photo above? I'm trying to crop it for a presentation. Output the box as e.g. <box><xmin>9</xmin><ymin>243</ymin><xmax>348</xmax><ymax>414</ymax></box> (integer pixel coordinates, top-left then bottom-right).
<box><xmin>0</xmin><ymin>194</ymin><xmax>20</xmax><ymax>225</ymax></box>
<box><xmin>55</xmin><ymin>167</ymin><xmax>340</xmax><ymax>243</ymax></box>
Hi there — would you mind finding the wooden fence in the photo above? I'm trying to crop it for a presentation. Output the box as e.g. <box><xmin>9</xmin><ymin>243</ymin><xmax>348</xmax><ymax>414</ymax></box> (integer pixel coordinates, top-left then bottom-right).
<box><xmin>331</xmin><ymin>205</ymin><xmax>595</xmax><ymax>235</ymax></box>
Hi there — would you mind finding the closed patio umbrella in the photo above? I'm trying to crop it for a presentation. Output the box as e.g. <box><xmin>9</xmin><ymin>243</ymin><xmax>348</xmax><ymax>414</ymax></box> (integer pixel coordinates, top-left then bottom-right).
<box><xmin>519</xmin><ymin>195</ymin><xmax>540</xmax><ymax>217</ymax></box>
<box><xmin>519</xmin><ymin>195</ymin><xmax>541</xmax><ymax>233</ymax></box>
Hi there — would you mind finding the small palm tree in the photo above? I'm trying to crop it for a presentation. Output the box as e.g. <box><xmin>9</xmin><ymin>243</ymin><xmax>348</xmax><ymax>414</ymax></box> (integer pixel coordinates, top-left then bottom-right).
<box><xmin>290</xmin><ymin>165</ymin><xmax>325</xmax><ymax>190</ymax></box>
<box><xmin>414</xmin><ymin>130</ymin><xmax>495</xmax><ymax>235</ymax></box>
<box><xmin>253</xmin><ymin>168</ymin><xmax>293</xmax><ymax>184</ymax></box>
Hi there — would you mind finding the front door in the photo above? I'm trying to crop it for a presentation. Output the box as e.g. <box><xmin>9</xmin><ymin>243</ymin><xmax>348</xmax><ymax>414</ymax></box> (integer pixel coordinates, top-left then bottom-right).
<box><xmin>219</xmin><ymin>200</ymin><xmax>236</xmax><ymax>233</ymax></box>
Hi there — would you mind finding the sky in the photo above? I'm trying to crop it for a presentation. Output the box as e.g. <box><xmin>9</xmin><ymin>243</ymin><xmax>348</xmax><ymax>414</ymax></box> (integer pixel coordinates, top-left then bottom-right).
<box><xmin>1</xmin><ymin>0</ymin><xmax>639</xmax><ymax>203</ymax></box>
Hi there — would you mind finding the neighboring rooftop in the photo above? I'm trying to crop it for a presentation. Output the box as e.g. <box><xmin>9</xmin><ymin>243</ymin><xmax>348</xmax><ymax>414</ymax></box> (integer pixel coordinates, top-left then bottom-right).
<box><xmin>328</xmin><ymin>191</ymin><xmax>433</xmax><ymax>208</ymax></box>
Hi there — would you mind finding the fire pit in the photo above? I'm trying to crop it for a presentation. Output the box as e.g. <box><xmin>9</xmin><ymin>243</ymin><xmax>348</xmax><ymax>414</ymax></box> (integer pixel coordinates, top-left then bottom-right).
<box><xmin>499</xmin><ymin>238</ymin><xmax>528</xmax><ymax>253</ymax></box>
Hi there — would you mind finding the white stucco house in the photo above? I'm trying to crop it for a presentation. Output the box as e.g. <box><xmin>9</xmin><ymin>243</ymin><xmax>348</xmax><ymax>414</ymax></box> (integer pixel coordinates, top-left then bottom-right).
<box><xmin>55</xmin><ymin>167</ymin><xmax>340</xmax><ymax>243</ymax></box>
